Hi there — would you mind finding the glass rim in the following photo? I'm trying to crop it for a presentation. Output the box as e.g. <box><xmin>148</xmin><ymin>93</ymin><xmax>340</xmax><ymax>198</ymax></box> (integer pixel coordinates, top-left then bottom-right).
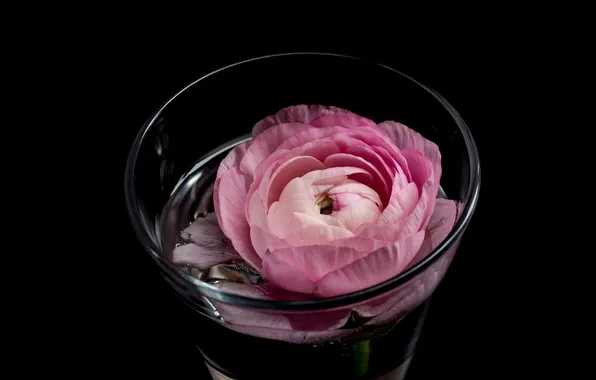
<box><xmin>124</xmin><ymin>52</ymin><xmax>481</xmax><ymax>311</ymax></box>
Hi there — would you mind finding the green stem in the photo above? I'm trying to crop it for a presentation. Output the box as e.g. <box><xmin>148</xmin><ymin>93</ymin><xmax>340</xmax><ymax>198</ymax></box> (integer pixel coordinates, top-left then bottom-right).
<box><xmin>353</xmin><ymin>340</ymin><xmax>371</xmax><ymax>377</ymax></box>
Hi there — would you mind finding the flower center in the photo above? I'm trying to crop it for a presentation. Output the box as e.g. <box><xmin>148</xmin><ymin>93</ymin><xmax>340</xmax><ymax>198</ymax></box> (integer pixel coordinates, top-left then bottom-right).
<box><xmin>316</xmin><ymin>194</ymin><xmax>334</xmax><ymax>215</ymax></box>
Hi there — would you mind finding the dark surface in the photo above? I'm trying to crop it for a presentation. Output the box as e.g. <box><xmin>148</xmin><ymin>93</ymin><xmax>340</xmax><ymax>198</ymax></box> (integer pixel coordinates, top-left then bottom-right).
<box><xmin>109</xmin><ymin>44</ymin><xmax>519</xmax><ymax>379</ymax></box>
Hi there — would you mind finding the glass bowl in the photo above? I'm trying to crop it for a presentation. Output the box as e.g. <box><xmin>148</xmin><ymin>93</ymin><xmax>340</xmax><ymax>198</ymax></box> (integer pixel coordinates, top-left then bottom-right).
<box><xmin>125</xmin><ymin>52</ymin><xmax>480</xmax><ymax>379</ymax></box>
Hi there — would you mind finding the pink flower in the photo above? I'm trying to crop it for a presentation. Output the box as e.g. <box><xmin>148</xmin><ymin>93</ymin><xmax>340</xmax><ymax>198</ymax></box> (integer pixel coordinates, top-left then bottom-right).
<box><xmin>207</xmin><ymin>105</ymin><xmax>454</xmax><ymax>297</ymax></box>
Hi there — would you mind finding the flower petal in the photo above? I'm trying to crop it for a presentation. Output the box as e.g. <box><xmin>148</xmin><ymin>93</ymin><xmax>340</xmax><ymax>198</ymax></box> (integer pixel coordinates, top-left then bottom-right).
<box><xmin>250</xmin><ymin>225</ymin><xmax>279</xmax><ymax>258</ymax></box>
<box><xmin>345</xmin><ymin>145</ymin><xmax>395</xmax><ymax>193</ymax></box>
<box><xmin>367</xmin><ymin>243</ymin><xmax>456</xmax><ymax>326</ymax></box>
<box><xmin>377</xmin><ymin>121</ymin><xmax>441</xmax><ymax>183</ymax></box>
<box><xmin>355</xmin><ymin>219</ymin><xmax>408</xmax><ymax>242</ymax></box>
<box><xmin>303</xmin><ymin>166</ymin><xmax>372</xmax><ymax>186</ymax></box>
<box><xmin>283</xmin><ymin>217</ymin><xmax>355</xmax><ymax>246</ymax></box>
<box><xmin>400</xmin><ymin>149</ymin><xmax>437</xmax><ymax>227</ymax></box>
<box><xmin>247</xmin><ymin>190</ymin><xmax>267</xmax><ymax>228</ymax></box>
<box><xmin>343</xmin><ymin>127</ymin><xmax>413</xmax><ymax>183</ymax></box>
<box><xmin>220</xmin><ymin>324</ymin><xmax>352</xmax><ymax>344</ymax></box>
<box><xmin>252</xmin><ymin>139</ymin><xmax>340</xmax><ymax>198</ymax></box>
<box><xmin>261</xmin><ymin>251</ymin><xmax>316</xmax><ymax>294</ymax></box>
<box><xmin>277</xmin><ymin>126</ymin><xmax>348</xmax><ymax>151</ymax></box>
<box><xmin>267</xmin><ymin>202</ymin><xmax>320</xmax><ymax>238</ymax></box>
<box><xmin>309</xmin><ymin>111</ymin><xmax>376</xmax><ymax>128</ymax></box>
<box><xmin>372</xmin><ymin>146</ymin><xmax>409</xmax><ymax>190</ymax></box>
<box><xmin>240</xmin><ymin>123</ymin><xmax>311</xmax><ymax>177</ymax></box>
<box><xmin>332</xmin><ymin>198</ymin><xmax>382</xmax><ymax>232</ymax></box>
<box><xmin>252</xmin><ymin>105</ymin><xmax>312</xmax><ymax>137</ymax></box>
<box><xmin>245</xmin><ymin>157</ymin><xmax>281</xmax><ymax>227</ymax></box>
<box><xmin>327</xmin><ymin>179</ymin><xmax>383</xmax><ymax>209</ymax></box>
<box><xmin>216</xmin><ymin>166</ymin><xmax>262</xmax><ymax>269</ymax></box>
<box><xmin>327</xmin><ymin>132</ymin><xmax>371</xmax><ymax>151</ymax></box>
<box><xmin>400</xmin><ymin>149</ymin><xmax>434</xmax><ymax>196</ymax></box>
<box><xmin>266</xmin><ymin>245</ymin><xmax>374</xmax><ymax>282</ymax></box>
<box><xmin>244</xmin><ymin>139</ymin><xmax>338</xmax><ymax>221</ymax></box>
<box><xmin>252</xmin><ymin>105</ymin><xmax>375</xmax><ymax>136</ymax></box>
<box><xmin>172</xmin><ymin>242</ymin><xmax>241</xmax><ymax>268</ymax></box>
<box><xmin>394</xmin><ymin>185</ymin><xmax>431</xmax><ymax>240</ymax></box>
<box><xmin>213</xmin><ymin>142</ymin><xmax>250</xmax><ymax>230</ymax></box>
<box><xmin>277</xmin><ymin>177</ymin><xmax>316</xmax><ymax>212</ymax></box>
<box><xmin>376</xmin><ymin>182</ymin><xmax>419</xmax><ymax>225</ymax></box>
<box><xmin>252</xmin><ymin>104</ymin><xmax>334</xmax><ymax>139</ymax></box>
<box><xmin>174</xmin><ymin>213</ymin><xmax>241</xmax><ymax>267</ymax></box>
<box><xmin>330</xmin><ymin>192</ymin><xmax>366</xmax><ymax>211</ymax></box>
<box><xmin>216</xmin><ymin>140</ymin><xmax>250</xmax><ymax>179</ymax></box>
<box><xmin>405</xmin><ymin>198</ymin><xmax>457</xmax><ymax>269</ymax></box>
<box><xmin>214</xmin><ymin>299</ymin><xmax>293</xmax><ymax>330</ymax></box>
<box><xmin>324</xmin><ymin>153</ymin><xmax>389</xmax><ymax>205</ymax></box>
<box><xmin>315</xmin><ymin>231</ymin><xmax>425</xmax><ymax>297</ymax></box>
<box><xmin>303</xmin><ymin>166</ymin><xmax>373</xmax><ymax>198</ymax></box>
<box><xmin>266</xmin><ymin>156</ymin><xmax>325</xmax><ymax>207</ymax></box>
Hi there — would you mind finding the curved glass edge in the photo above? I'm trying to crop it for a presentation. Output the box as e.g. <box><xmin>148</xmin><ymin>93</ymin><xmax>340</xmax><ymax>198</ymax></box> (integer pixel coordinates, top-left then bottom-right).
<box><xmin>124</xmin><ymin>52</ymin><xmax>481</xmax><ymax>311</ymax></box>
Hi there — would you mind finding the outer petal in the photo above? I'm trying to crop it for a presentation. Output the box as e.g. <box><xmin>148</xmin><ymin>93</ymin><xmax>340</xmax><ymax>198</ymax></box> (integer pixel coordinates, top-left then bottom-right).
<box><xmin>401</xmin><ymin>149</ymin><xmax>437</xmax><ymax>228</ymax></box>
<box><xmin>252</xmin><ymin>105</ymin><xmax>313</xmax><ymax>137</ymax></box>
<box><xmin>377</xmin><ymin>121</ymin><xmax>441</xmax><ymax>183</ymax></box>
<box><xmin>240</xmin><ymin>123</ymin><xmax>311</xmax><ymax>177</ymax></box>
<box><xmin>246</xmin><ymin>163</ymin><xmax>277</xmax><ymax>231</ymax></box>
<box><xmin>309</xmin><ymin>112</ymin><xmax>376</xmax><ymax>128</ymax></box>
<box><xmin>216</xmin><ymin>167</ymin><xmax>261</xmax><ymax>269</ymax></box>
<box><xmin>247</xmin><ymin>190</ymin><xmax>268</xmax><ymax>228</ymax></box>
<box><xmin>278</xmin><ymin>126</ymin><xmax>348</xmax><ymax>151</ymax></box>
<box><xmin>267</xmin><ymin>235</ymin><xmax>388</xmax><ymax>253</ymax></box>
<box><xmin>367</xmin><ymin>241</ymin><xmax>457</xmax><ymax>327</ymax></box>
<box><xmin>173</xmin><ymin>213</ymin><xmax>242</xmax><ymax>267</ymax></box>
<box><xmin>252</xmin><ymin>105</ymin><xmax>373</xmax><ymax>138</ymax></box>
<box><xmin>219</xmin><ymin>324</ymin><xmax>352</xmax><ymax>345</ymax></box>
<box><xmin>315</xmin><ymin>231</ymin><xmax>425</xmax><ymax>297</ymax></box>
<box><xmin>213</xmin><ymin>300</ymin><xmax>293</xmax><ymax>331</ymax></box>
<box><xmin>265</xmin><ymin>245</ymin><xmax>375</xmax><ymax>283</ymax></box>
<box><xmin>250</xmin><ymin>225</ymin><xmax>279</xmax><ymax>258</ymax></box>
<box><xmin>405</xmin><ymin>198</ymin><xmax>457</xmax><ymax>269</ymax></box>
<box><xmin>172</xmin><ymin>242</ymin><xmax>241</xmax><ymax>268</ymax></box>
<box><xmin>214</xmin><ymin>141</ymin><xmax>251</xmax><ymax>227</ymax></box>
<box><xmin>261</xmin><ymin>251</ymin><xmax>316</xmax><ymax>294</ymax></box>
<box><xmin>216</xmin><ymin>140</ymin><xmax>250</xmax><ymax>180</ymax></box>
<box><xmin>400</xmin><ymin>149</ymin><xmax>434</xmax><ymax>196</ymax></box>
<box><xmin>394</xmin><ymin>185</ymin><xmax>431</xmax><ymax>240</ymax></box>
<box><xmin>355</xmin><ymin>219</ymin><xmax>408</xmax><ymax>242</ymax></box>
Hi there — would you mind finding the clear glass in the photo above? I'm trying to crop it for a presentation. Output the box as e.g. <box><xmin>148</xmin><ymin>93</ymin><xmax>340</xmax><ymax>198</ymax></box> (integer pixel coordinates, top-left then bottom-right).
<box><xmin>125</xmin><ymin>53</ymin><xmax>480</xmax><ymax>379</ymax></box>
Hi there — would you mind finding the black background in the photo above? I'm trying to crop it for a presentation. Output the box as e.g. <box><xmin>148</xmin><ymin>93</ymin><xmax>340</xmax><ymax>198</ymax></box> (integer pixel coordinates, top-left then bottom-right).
<box><xmin>104</xmin><ymin>40</ymin><xmax>530</xmax><ymax>379</ymax></box>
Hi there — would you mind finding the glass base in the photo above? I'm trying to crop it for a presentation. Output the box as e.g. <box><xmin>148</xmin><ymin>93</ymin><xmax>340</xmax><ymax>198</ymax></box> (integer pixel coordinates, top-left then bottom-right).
<box><xmin>189</xmin><ymin>299</ymin><xmax>431</xmax><ymax>379</ymax></box>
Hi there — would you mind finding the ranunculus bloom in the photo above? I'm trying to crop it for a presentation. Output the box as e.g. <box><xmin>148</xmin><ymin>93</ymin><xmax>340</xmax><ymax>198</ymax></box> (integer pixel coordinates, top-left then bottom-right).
<box><xmin>208</xmin><ymin>105</ymin><xmax>450</xmax><ymax>297</ymax></box>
